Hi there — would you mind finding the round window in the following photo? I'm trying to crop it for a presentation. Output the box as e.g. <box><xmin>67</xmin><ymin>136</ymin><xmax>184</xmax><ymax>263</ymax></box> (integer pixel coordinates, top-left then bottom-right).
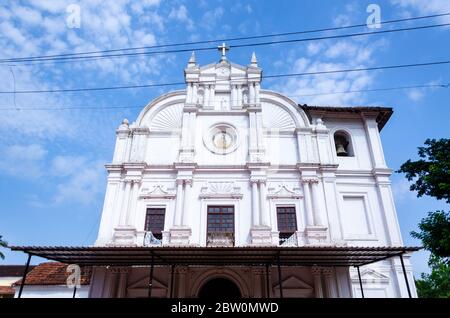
<box><xmin>204</xmin><ymin>124</ymin><xmax>239</xmax><ymax>155</ymax></box>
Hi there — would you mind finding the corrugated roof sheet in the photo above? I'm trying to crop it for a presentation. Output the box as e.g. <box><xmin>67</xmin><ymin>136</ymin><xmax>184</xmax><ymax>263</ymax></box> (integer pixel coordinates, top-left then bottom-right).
<box><xmin>10</xmin><ymin>246</ymin><xmax>420</xmax><ymax>268</ymax></box>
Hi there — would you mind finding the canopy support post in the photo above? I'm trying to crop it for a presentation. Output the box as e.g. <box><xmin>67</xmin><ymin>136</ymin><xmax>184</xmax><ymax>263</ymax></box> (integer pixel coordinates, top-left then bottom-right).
<box><xmin>18</xmin><ymin>253</ymin><xmax>31</xmax><ymax>298</ymax></box>
<box><xmin>265</xmin><ymin>264</ymin><xmax>270</xmax><ymax>298</ymax></box>
<box><xmin>277</xmin><ymin>253</ymin><xmax>283</xmax><ymax>298</ymax></box>
<box><xmin>356</xmin><ymin>266</ymin><xmax>364</xmax><ymax>298</ymax></box>
<box><xmin>399</xmin><ymin>254</ymin><xmax>412</xmax><ymax>298</ymax></box>
<box><xmin>148</xmin><ymin>252</ymin><xmax>155</xmax><ymax>298</ymax></box>
<box><xmin>170</xmin><ymin>264</ymin><xmax>175</xmax><ymax>298</ymax></box>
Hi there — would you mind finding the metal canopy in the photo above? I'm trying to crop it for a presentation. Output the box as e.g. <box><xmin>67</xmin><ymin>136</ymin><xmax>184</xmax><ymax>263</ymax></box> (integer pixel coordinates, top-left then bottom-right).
<box><xmin>10</xmin><ymin>245</ymin><xmax>420</xmax><ymax>267</ymax></box>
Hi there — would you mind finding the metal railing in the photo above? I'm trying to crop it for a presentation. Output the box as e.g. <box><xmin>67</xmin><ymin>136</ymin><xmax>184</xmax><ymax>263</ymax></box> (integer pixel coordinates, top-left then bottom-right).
<box><xmin>206</xmin><ymin>232</ymin><xmax>235</xmax><ymax>247</ymax></box>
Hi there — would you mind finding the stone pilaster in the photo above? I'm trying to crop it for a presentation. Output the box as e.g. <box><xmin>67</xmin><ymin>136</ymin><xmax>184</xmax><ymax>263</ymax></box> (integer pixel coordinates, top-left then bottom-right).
<box><xmin>301</xmin><ymin>175</ymin><xmax>329</xmax><ymax>245</ymax></box>
<box><xmin>311</xmin><ymin>266</ymin><xmax>324</xmax><ymax>298</ymax></box>
<box><xmin>176</xmin><ymin>266</ymin><xmax>188</xmax><ymax>298</ymax></box>
<box><xmin>322</xmin><ymin>267</ymin><xmax>338</xmax><ymax>298</ymax></box>
<box><xmin>111</xmin><ymin>267</ymin><xmax>131</xmax><ymax>298</ymax></box>
<box><xmin>169</xmin><ymin>173</ymin><xmax>193</xmax><ymax>245</ymax></box>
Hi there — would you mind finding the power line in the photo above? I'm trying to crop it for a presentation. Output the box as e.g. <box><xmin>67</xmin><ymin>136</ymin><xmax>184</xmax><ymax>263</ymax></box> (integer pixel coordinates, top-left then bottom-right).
<box><xmin>232</xmin><ymin>23</ymin><xmax>450</xmax><ymax>49</ymax></box>
<box><xmin>264</xmin><ymin>60</ymin><xmax>450</xmax><ymax>79</ymax></box>
<box><xmin>1</xmin><ymin>83</ymin><xmax>447</xmax><ymax>111</ymax></box>
<box><xmin>2</xmin><ymin>22</ymin><xmax>450</xmax><ymax>64</ymax></box>
<box><xmin>294</xmin><ymin>83</ymin><xmax>449</xmax><ymax>97</ymax></box>
<box><xmin>0</xmin><ymin>60</ymin><xmax>449</xmax><ymax>94</ymax></box>
<box><xmin>2</xmin><ymin>12</ymin><xmax>450</xmax><ymax>64</ymax></box>
<box><xmin>0</xmin><ymin>82</ymin><xmax>186</xmax><ymax>94</ymax></box>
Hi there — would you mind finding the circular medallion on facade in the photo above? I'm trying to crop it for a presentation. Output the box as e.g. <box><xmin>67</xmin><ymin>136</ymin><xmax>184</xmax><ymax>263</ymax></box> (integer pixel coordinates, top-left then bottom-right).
<box><xmin>218</xmin><ymin>66</ymin><xmax>230</xmax><ymax>76</ymax></box>
<box><xmin>204</xmin><ymin>124</ymin><xmax>239</xmax><ymax>155</ymax></box>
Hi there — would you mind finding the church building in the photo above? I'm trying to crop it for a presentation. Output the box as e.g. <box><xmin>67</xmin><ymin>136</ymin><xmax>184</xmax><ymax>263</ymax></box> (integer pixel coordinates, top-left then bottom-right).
<box><xmin>82</xmin><ymin>47</ymin><xmax>416</xmax><ymax>298</ymax></box>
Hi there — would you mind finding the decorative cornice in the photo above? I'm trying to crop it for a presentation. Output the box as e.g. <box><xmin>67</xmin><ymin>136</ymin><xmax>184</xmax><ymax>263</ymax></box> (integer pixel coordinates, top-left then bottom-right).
<box><xmin>246</xmin><ymin>162</ymin><xmax>270</xmax><ymax>170</ymax></box>
<box><xmin>199</xmin><ymin>181</ymin><xmax>243</xmax><ymax>199</ymax></box>
<box><xmin>296</xmin><ymin>163</ymin><xmax>320</xmax><ymax>170</ymax></box>
<box><xmin>319</xmin><ymin>164</ymin><xmax>339</xmax><ymax>172</ymax></box>
<box><xmin>247</xmin><ymin>104</ymin><xmax>262</xmax><ymax>112</ymax></box>
<box><xmin>372</xmin><ymin>167</ymin><xmax>392</xmax><ymax>176</ymax></box>
<box><xmin>267</xmin><ymin>184</ymin><xmax>302</xmax><ymax>199</ymax></box>
<box><xmin>110</xmin><ymin>266</ymin><xmax>131</xmax><ymax>274</ymax></box>
<box><xmin>105</xmin><ymin>164</ymin><xmax>123</xmax><ymax>173</ymax></box>
<box><xmin>174</xmin><ymin>163</ymin><xmax>197</xmax><ymax>170</ymax></box>
<box><xmin>122</xmin><ymin>162</ymin><xmax>147</xmax><ymax>170</ymax></box>
<box><xmin>140</xmin><ymin>185</ymin><xmax>176</xmax><ymax>199</ymax></box>
<box><xmin>131</xmin><ymin>127</ymin><xmax>150</xmax><ymax>135</ymax></box>
<box><xmin>311</xmin><ymin>266</ymin><xmax>322</xmax><ymax>276</ymax></box>
<box><xmin>301</xmin><ymin>177</ymin><xmax>319</xmax><ymax>184</ymax></box>
<box><xmin>176</xmin><ymin>266</ymin><xmax>189</xmax><ymax>274</ymax></box>
<box><xmin>321</xmin><ymin>267</ymin><xmax>334</xmax><ymax>277</ymax></box>
<box><xmin>183</xmin><ymin>104</ymin><xmax>198</xmax><ymax>112</ymax></box>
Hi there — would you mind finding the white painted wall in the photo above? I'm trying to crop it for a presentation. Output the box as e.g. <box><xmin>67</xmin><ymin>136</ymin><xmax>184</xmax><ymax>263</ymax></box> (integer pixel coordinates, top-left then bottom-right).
<box><xmin>14</xmin><ymin>285</ymin><xmax>90</xmax><ymax>298</ymax></box>
<box><xmin>92</xmin><ymin>56</ymin><xmax>415</xmax><ymax>298</ymax></box>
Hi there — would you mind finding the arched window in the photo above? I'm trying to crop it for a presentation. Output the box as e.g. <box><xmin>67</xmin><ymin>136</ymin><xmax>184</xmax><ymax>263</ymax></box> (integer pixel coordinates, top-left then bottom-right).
<box><xmin>334</xmin><ymin>131</ymin><xmax>354</xmax><ymax>157</ymax></box>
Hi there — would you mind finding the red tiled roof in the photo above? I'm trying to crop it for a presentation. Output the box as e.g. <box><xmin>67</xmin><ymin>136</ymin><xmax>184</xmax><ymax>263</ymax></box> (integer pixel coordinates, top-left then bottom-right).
<box><xmin>0</xmin><ymin>286</ymin><xmax>15</xmax><ymax>295</ymax></box>
<box><xmin>300</xmin><ymin>105</ymin><xmax>393</xmax><ymax>131</ymax></box>
<box><xmin>0</xmin><ymin>265</ymin><xmax>36</xmax><ymax>277</ymax></box>
<box><xmin>13</xmin><ymin>262</ymin><xmax>91</xmax><ymax>286</ymax></box>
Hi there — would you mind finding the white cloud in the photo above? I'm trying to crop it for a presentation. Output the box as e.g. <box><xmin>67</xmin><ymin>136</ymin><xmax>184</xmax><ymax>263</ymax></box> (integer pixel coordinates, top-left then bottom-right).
<box><xmin>51</xmin><ymin>156</ymin><xmax>106</xmax><ymax>205</ymax></box>
<box><xmin>271</xmin><ymin>54</ymin><xmax>375</xmax><ymax>105</ymax></box>
<box><xmin>266</xmin><ymin>3</ymin><xmax>392</xmax><ymax>106</ymax></box>
<box><xmin>391</xmin><ymin>0</ymin><xmax>450</xmax><ymax>23</ymax></box>
<box><xmin>50</xmin><ymin>155</ymin><xmax>87</xmax><ymax>177</ymax></box>
<box><xmin>405</xmin><ymin>80</ymin><xmax>442</xmax><ymax>102</ymax></box>
<box><xmin>270</xmin><ymin>29</ymin><xmax>388</xmax><ymax>106</ymax></box>
<box><xmin>11</xmin><ymin>5</ymin><xmax>43</xmax><ymax>26</ymax></box>
<box><xmin>51</xmin><ymin>158</ymin><xmax>105</xmax><ymax>205</ymax></box>
<box><xmin>0</xmin><ymin>21</ymin><xmax>28</xmax><ymax>46</ymax></box>
<box><xmin>231</xmin><ymin>3</ymin><xmax>252</xmax><ymax>14</ymax></box>
<box><xmin>392</xmin><ymin>178</ymin><xmax>417</xmax><ymax>202</ymax></box>
<box><xmin>0</xmin><ymin>143</ymin><xmax>47</xmax><ymax>178</ymax></box>
<box><xmin>307</xmin><ymin>42</ymin><xmax>323</xmax><ymax>56</ymax></box>
<box><xmin>407</xmin><ymin>88</ymin><xmax>425</xmax><ymax>102</ymax></box>
<box><xmin>28</xmin><ymin>0</ymin><xmax>67</xmax><ymax>14</ymax></box>
<box><xmin>169</xmin><ymin>5</ymin><xmax>194</xmax><ymax>30</ymax></box>
<box><xmin>201</xmin><ymin>7</ymin><xmax>224</xmax><ymax>30</ymax></box>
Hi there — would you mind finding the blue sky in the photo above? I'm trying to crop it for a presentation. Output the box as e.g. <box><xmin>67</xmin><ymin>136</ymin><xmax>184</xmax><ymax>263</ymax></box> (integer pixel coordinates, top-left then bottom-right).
<box><xmin>0</xmin><ymin>0</ymin><xmax>449</xmax><ymax>276</ymax></box>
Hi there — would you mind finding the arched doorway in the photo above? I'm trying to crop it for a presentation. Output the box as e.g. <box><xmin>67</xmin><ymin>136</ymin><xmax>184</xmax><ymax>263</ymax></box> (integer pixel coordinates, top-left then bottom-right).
<box><xmin>198</xmin><ymin>277</ymin><xmax>242</xmax><ymax>299</ymax></box>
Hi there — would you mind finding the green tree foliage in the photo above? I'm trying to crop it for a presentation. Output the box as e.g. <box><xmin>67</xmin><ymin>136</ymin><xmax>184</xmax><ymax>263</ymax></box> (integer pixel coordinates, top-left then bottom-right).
<box><xmin>414</xmin><ymin>256</ymin><xmax>450</xmax><ymax>298</ymax></box>
<box><xmin>411</xmin><ymin>210</ymin><xmax>450</xmax><ymax>261</ymax></box>
<box><xmin>0</xmin><ymin>235</ymin><xmax>7</xmax><ymax>260</ymax></box>
<box><xmin>397</xmin><ymin>138</ymin><xmax>450</xmax><ymax>203</ymax></box>
<box><xmin>398</xmin><ymin>138</ymin><xmax>450</xmax><ymax>297</ymax></box>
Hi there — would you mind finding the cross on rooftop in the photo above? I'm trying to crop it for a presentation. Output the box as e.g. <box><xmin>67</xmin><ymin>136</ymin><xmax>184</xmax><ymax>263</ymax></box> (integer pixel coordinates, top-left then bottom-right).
<box><xmin>217</xmin><ymin>42</ymin><xmax>229</xmax><ymax>61</ymax></box>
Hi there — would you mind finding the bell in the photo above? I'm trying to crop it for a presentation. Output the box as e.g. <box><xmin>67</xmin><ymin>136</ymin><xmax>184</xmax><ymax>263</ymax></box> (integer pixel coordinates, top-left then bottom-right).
<box><xmin>336</xmin><ymin>143</ymin><xmax>348</xmax><ymax>156</ymax></box>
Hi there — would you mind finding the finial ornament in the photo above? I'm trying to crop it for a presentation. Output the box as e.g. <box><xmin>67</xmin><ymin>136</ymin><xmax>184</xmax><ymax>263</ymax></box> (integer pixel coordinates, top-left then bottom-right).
<box><xmin>217</xmin><ymin>42</ymin><xmax>230</xmax><ymax>61</ymax></box>
<box><xmin>188</xmin><ymin>51</ymin><xmax>196</xmax><ymax>67</ymax></box>
<box><xmin>250</xmin><ymin>52</ymin><xmax>258</xmax><ymax>67</ymax></box>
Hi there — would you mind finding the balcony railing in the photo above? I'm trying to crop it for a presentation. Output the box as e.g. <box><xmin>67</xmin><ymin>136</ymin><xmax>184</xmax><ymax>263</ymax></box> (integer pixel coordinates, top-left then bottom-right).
<box><xmin>143</xmin><ymin>231</ymin><xmax>162</xmax><ymax>246</ymax></box>
<box><xmin>279</xmin><ymin>233</ymin><xmax>298</xmax><ymax>247</ymax></box>
<box><xmin>207</xmin><ymin>232</ymin><xmax>235</xmax><ymax>247</ymax></box>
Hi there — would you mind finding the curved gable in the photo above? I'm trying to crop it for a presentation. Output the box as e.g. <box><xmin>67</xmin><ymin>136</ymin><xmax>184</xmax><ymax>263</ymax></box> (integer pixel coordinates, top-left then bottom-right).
<box><xmin>136</xmin><ymin>90</ymin><xmax>185</xmax><ymax>130</ymax></box>
<box><xmin>260</xmin><ymin>90</ymin><xmax>311</xmax><ymax>130</ymax></box>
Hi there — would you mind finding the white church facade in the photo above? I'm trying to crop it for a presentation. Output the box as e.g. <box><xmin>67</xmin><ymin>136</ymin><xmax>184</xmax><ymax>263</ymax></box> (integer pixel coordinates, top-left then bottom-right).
<box><xmin>87</xmin><ymin>49</ymin><xmax>417</xmax><ymax>298</ymax></box>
